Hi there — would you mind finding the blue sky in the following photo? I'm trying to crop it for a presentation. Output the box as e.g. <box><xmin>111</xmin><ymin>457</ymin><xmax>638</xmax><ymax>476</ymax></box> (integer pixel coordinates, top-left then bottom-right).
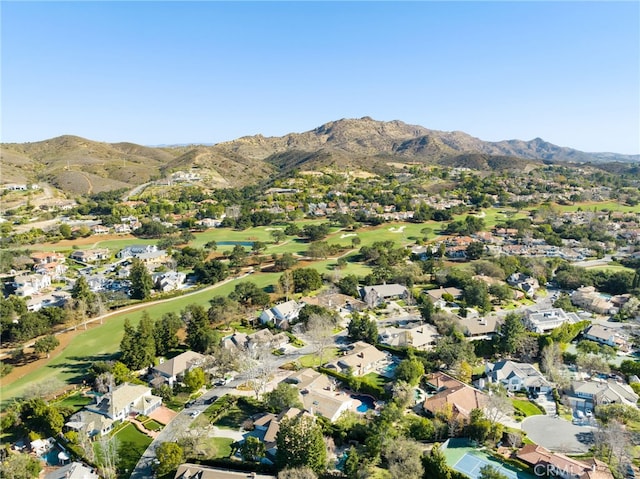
<box><xmin>2</xmin><ymin>1</ymin><xmax>639</xmax><ymax>154</ymax></box>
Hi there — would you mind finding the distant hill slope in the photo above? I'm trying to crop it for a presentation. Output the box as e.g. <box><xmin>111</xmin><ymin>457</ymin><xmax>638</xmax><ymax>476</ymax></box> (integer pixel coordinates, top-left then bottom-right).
<box><xmin>2</xmin><ymin>118</ymin><xmax>637</xmax><ymax>195</ymax></box>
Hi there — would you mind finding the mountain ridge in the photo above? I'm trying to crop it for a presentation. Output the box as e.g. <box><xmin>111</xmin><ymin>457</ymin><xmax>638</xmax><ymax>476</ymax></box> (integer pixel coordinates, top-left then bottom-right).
<box><xmin>1</xmin><ymin>117</ymin><xmax>638</xmax><ymax>196</ymax></box>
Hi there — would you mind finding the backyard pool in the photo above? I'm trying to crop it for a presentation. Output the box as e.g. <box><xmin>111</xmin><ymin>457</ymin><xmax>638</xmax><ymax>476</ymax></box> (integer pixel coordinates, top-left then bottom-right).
<box><xmin>380</xmin><ymin>362</ymin><xmax>398</xmax><ymax>378</ymax></box>
<box><xmin>352</xmin><ymin>394</ymin><xmax>376</xmax><ymax>413</ymax></box>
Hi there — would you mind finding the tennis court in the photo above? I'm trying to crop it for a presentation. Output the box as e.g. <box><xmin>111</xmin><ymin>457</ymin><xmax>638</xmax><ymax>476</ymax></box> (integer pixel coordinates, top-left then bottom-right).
<box><xmin>442</xmin><ymin>439</ymin><xmax>535</xmax><ymax>479</ymax></box>
<box><xmin>453</xmin><ymin>452</ymin><xmax>521</xmax><ymax>479</ymax></box>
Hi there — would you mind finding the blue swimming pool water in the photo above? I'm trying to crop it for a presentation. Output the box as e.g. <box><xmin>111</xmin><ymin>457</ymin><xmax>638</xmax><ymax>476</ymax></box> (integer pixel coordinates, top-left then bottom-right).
<box><xmin>217</xmin><ymin>241</ymin><xmax>254</xmax><ymax>247</ymax></box>
<box><xmin>41</xmin><ymin>446</ymin><xmax>64</xmax><ymax>466</ymax></box>
<box><xmin>352</xmin><ymin>394</ymin><xmax>375</xmax><ymax>413</ymax></box>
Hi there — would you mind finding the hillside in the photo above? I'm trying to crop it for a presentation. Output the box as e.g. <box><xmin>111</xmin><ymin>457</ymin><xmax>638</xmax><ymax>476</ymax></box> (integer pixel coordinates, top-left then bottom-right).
<box><xmin>2</xmin><ymin>118</ymin><xmax>638</xmax><ymax>196</ymax></box>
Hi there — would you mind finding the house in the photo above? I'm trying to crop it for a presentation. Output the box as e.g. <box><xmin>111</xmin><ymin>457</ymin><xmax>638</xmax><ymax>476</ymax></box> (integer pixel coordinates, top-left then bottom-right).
<box><xmin>26</xmin><ymin>291</ymin><xmax>71</xmax><ymax>312</ymax></box>
<box><xmin>524</xmin><ymin>308</ymin><xmax>581</xmax><ymax>333</ymax></box>
<box><xmin>175</xmin><ymin>464</ymin><xmax>277</xmax><ymax>479</ymax></box>
<box><xmin>260</xmin><ymin>300</ymin><xmax>304</xmax><ymax>329</ymax></box>
<box><xmin>70</xmin><ymin>248</ymin><xmax>111</xmax><ymax>263</ymax></box>
<box><xmin>485</xmin><ymin>360</ymin><xmax>552</xmax><ymax>394</ymax></box>
<box><xmin>571</xmin><ymin>286</ymin><xmax>618</xmax><ymax>315</ymax></box>
<box><xmin>569</xmin><ymin>379</ymin><xmax>639</xmax><ymax>409</ymax></box>
<box><xmin>516</xmin><ymin>444</ymin><xmax>613</xmax><ymax>479</ymax></box>
<box><xmin>360</xmin><ymin>283</ymin><xmax>408</xmax><ymax>308</ymax></box>
<box><xmin>422</xmin><ymin>372</ymin><xmax>487</xmax><ymax>422</ymax></box>
<box><xmin>86</xmin><ymin>383</ymin><xmax>162</xmax><ymax>421</ymax></box>
<box><xmin>45</xmin><ymin>462</ymin><xmax>100</xmax><ymax>479</ymax></box>
<box><xmin>30</xmin><ymin>251</ymin><xmax>66</xmax><ymax>266</ymax></box>
<box><xmin>150</xmin><ymin>351</ymin><xmax>206</xmax><ymax>387</ymax></box>
<box><xmin>33</xmin><ymin>261</ymin><xmax>68</xmax><ymax>279</ymax></box>
<box><xmin>300</xmin><ymin>292</ymin><xmax>366</xmax><ymax>312</ymax></box>
<box><xmin>455</xmin><ymin>315</ymin><xmax>499</xmax><ymax>339</ymax></box>
<box><xmin>252</xmin><ymin>407</ymin><xmax>313</xmax><ymax>457</ymax></box>
<box><xmin>325</xmin><ymin>341</ymin><xmax>387</xmax><ymax>376</ymax></box>
<box><xmin>91</xmin><ymin>224</ymin><xmax>110</xmax><ymax>235</ymax></box>
<box><xmin>113</xmin><ymin>223</ymin><xmax>131</xmax><ymax>234</ymax></box>
<box><xmin>583</xmin><ymin>324</ymin><xmax>630</xmax><ymax>351</ymax></box>
<box><xmin>65</xmin><ymin>409</ymin><xmax>114</xmax><ymax>437</ymax></box>
<box><xmin>153</xmin><ymin>271</ymin><xmax>186</xmax><ymax>292</ymax></box>
<box><xmin>424</xmin><ymin>286</ymin><xmax>463</xmax><ymax>308</ymax></box>
<box><xmin>221</xmin><ymin>329</ymin><xmax>289</xmax><ymax>352</ymax></box>
<box><xmin>378</xmin><ymin>323</ymin><xmax>438</xmax><ymax>350</ymax></box>
<box><xmin>136</xmin><ymin>249</ymin><xmax>168</xmax><ymax>266</ymax></box>
<box><xmin>507</xmin><ymin>273</ymin><xmax>540</xmax><ymax>297</ymax></box>
<box><xmin>13</xmin><ymin>273</ymin><xmax>52</xmax><ymax>296</ymax></box>
<box><xmin>286</xmin><ymin>368</ymin><xmax>355</xmax><ymax>422</ymax></box>
<box><xmin>116</xmin><ymin>244</ymin><xmax>158</xmax><ymax>259</ymax></box>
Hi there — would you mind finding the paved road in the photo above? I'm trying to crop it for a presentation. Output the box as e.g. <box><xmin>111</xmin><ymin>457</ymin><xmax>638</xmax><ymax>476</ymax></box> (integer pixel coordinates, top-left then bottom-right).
<box><xmin>521</xmin><ymin>415</ymin><xmax>595</xmax><ymax>454</ymax></box>
<box><xmin>129</xmin><ymin>343</ymin><xmax>315</xmax><ymax>479</ymax></box>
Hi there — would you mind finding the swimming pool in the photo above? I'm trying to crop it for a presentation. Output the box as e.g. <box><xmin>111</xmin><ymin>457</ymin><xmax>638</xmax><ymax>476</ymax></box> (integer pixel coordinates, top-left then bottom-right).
<box><xmin>352</xmin><ymin>394</ymin><xmax>376</xmax><ymax>413</ymax></box>
<box><xmin>380</xmin><ymin>362</ymin><xmax>398</xmax><ymax>378</ymax></box>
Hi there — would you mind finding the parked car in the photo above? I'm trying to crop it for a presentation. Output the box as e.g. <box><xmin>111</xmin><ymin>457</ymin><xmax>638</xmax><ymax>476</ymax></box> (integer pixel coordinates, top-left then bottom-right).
<box><xmin>190</xmin><ymin>410</ymin><xmax>200</xmax><ymax>418</ymax></box>
<box><xmin>204</xmin><ymin>396</ymin><xmax>218</xmax><ymax>405</ymax></box>
<box><xmin>185</xmin><ymin>400</ymin><xmax>196</xmax><ymax>408</ymax></box>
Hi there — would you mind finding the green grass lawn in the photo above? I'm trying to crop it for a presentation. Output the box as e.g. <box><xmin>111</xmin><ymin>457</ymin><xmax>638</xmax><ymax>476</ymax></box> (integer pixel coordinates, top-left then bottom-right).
<box><xmin>360</xmin><ymin>372</ymin><xmax>389</xmax><ymax>388</ymax></box>
<box><xmin>113</xmin><ymin>423</ymin><xmax>152</xmax><ymax>477</ymax></box>
<box><xmin>51</xmin><ymin>391</ymin><xmax>93</xmax><ymax>412</ymax></box>
<box><xmin>213</xmin><ymin>398</ymin><xmax>263</xmax><ymax>430</ymax></box>
<box><xmin>141</xmin><ymin>418</ymin><xmax>164</xmax><ymax>431</ymax></box>
<box><xmin>0</xmin><ymin>272</ymin><xmax>280</xmax><ymax>409</ymax></box>
<box><xmin>298</xmin><ymin>347</ymin><xmax>339</xmax><ymax>368</ymax></box>
<box><xmin>512</xmin><ymin>399</ymin><xmax>544</xmax><ymax>417</ymax></box>
<box><xmin>210</xmin><ymin>437</ymin><xmax>234</xmax><ymax>458</ymax></box>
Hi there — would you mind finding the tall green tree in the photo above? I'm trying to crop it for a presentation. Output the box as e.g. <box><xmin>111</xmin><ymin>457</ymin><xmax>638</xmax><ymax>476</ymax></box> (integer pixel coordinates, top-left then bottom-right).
<box><xmin>130</xmin><ymin>258</ymin><xmax>153</xmax><ymax>299</ymax></box>
<box><xmin>183</xmin><ymin>367</ymin><xmax>206</xmax><ymax>392</ymax></box>
<box><xmin>184</xmin><ymin>304</ymin><xmax>219</xmax><ymax>353</ymax></box>
<box><xmin>499</xmin><ymin>313</ymin><xmax>526</xmax><ymax>356</ymax></box>
<box><xmin>33</xmin><ymin>335</ymin><xmax>59</xmax><ymax>358</ymax></box>
<box><xmin>154</xmin><ymin>312</ymin><xmax>182</xmax><ymax>356</ymax></box>
<box><xmin>264</xmin><ymin>382</ymin><xmax>303</xmax><ymax>412</ymax></box>
<box><xmin>155</xmin><ymin>442</ymin><xmax>184</xmax><ymax>476</ymax></box>
<box><xmin>276</xmin><ymin>415</ymin><xmax>327</xmax><ymax>474</ymax></box>
<box><xmin>347</xmin><ymin>311</ymin><xmax>378</xmax><ymax>344</ymax></box>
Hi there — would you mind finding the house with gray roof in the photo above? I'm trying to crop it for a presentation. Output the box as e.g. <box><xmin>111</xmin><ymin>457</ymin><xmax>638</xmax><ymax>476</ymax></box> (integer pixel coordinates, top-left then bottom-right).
<box><xmin>64</xmin><ymin>409</ymin><xmax>114</xmax><ymax>437</ymax></box>
<box><xmin>486</xmin><ymin>360</ymin><xmax>552</xmax><ymax>394</ymax></box>
<box><xmin>260</xmin><ymin>299</ymin><xmax>304</xmax><ymax>329</ymax></box>
<box><xmin>325</xmin><ymin>341</ymin><xmax>387</xmax><ymax>376</ymax></box>
<box><xmin>150</xmin><ymin>350</ymin><xmax>205</xmax><ymax>387</ymax></box>
<box><xmin>86</xmin><ymin>383</ymin><xmax>162</xmax><ymax>421</ymax></box>
<box><xmin>569</xmin><ymin>379</ymin><xmax>639</xmax><ymax>409</ymax></box>
<box><xmin>45</xmin><ymin>462</ymin><xmax>99</xmax><ymax>479</ymax></box>
<box><xmin>524</xmin><ymin>308</ymin><xmax>581</xmax><ymax>333</ymax></box>
<box><xmin>360</xmin><ymin>283</ymin><xmax>408</xmax><ymax>308</ymax></box>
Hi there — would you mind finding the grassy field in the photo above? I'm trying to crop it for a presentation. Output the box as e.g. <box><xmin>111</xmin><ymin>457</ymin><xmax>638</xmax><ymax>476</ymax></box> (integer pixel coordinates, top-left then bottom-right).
<box><xmin>548</xmin><ymin>201</ymin><xmax>640</xmax><ymax>214</ymax></box>
<box><xmin>112</xmin><ymin>423</ymin><xmax>153</xmax><ymax>477</ymax></box>
<box><xmin>512</xmin><ymin>399</ymin><xmax>544</xmax><ymax>417</ymax></box>
<box><xmin>0</xmin><ymin>272</ymin><xmax>280</xmax><ymax>408</ymax></box>
<box><xmin>298</xmin><ymin>348</ymin><xmax>340</xmax><ymax>368</ymax></box>
<box><xmin>52</xmin><ymin>391</ymin><xmax>93</xmax><ymax>412</ymax></box>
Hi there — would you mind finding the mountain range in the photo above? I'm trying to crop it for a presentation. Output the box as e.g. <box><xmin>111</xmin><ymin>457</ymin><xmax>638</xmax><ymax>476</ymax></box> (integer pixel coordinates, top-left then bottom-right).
<box><xmin>2</xmin><ymin>117</ymin><xmax>638</xmax><ymax>195</ymax></box>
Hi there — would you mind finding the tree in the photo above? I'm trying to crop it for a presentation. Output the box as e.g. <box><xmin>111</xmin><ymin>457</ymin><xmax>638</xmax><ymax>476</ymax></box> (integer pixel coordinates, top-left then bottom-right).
<box><xmin>0</xmin><ymin>453</ymin><xmax>42</xmax><ymax>479</ymax></box>
<box><xmin>576</xmin><ymin>353</ymin><xmax>610</xmax><ymax>376</ymax></box>
<box><xmin>276</xmin><ymin>415</ymin><xmax>327</xmax><ymax>473</ymax></box>
<box><xmin>156</xmin><ymin>442</ymin><xmax>184</xmax><ymax>476</ymax></box>
<box><xmin>466</xmin><ymin>242</ymin><xmax>485</xmax><ymax>260</ymax></box>
<box><xmin>229</xmin><ymin>281</ymin><xmax>270</xmax><ymax>307</ymax></box>
<box><xmin>185</xmin><ymin>304</ymin><xmax>219</xmax><ymax>353</ymax></box>
<box><xmin>271</xmin><ymin>229</ymin><xmax>287</xmax><ymax>244</ymax></box>
<box><xmin>395</xmin><ymin>358</ymin><xmax>425</xmax><ymax>386</ymax></box>
<box><xmin>229</xmin><ymin>244</ymin><xmax>249</xmax><ymax>270</ymax></box>
<box><xmin>154</xmin><ymin>312</ymin><xmax>182</xmax><ymax>356</ymax></box>
<box><xmin>484</xmin><ymin>383</ymin><xmax>513</xmax><ymax>431</ymax></box>
<box><xmin>342</xmin><ymin>446</ymin><xmax>361</xmax><ymax>479</ymax></box>
<box><xmin>274</xmin><ymin>252</ymin><xmax>298</xmax><ymax>272</ymax></box>
<box><xmin>193</xmin><ymin>259</ymin><xmax>229</xmax><ymax>284</ymax></box>
<box><xmin>499</xmin><ymin>313</ymin><xmax>526</xmax><ymax>356</ymax></box>
<box><xmin>347</xmin><ymin>311</ymin><xmax>378</xmax><ymax>344</ymax></box>
<box><xmin>382</xmin><ymin>436</ymin><xmax>424</xmax><ymax>479</ymax></box>
<box><xmin>264</xmin><ymin>382</ymin><xmax>303</xmax><ymax>412</ymax></box>
<box><xmin>208</xmin><ymin>296</ymin><xmax>241</xmax><ymax>327</ymax></box>
<box><xmin>33</xmin><ymin>334</ymin><xmax>59</xmax><ymax>358</ymax></box>
<box><xmin>130</xmin><ymin>258</ymin><xmax>153</xmax><ymax>299</ymax></box>
<box><xmin>278</xmin><ymin>467</ymin><xmax>318</xmax><ymax>479</ymax></box>
<box><xmin>278</xmin><ymin>270</ymin><xmax>295</xmax><ymax>301</ymax></box>
<box><xmin>478</xmin><ymin>465</ymin><xmax>509</xmax><ymax>479</ymax></box>
<box><xmin>306</xmin><ymin>313</ymin><xmax>335</xmax><ymax>365</ymax></box>
<box><xmin>71</xmin><ymin>275</ymin><xmax>92</xmax><ymax>301</ymax></box>
<box><xmin>489</xmin><ymin>283</ymin><xmax>512</xmax><ymax>304</ymax></box>
<box><xmin>292</xmin><ymin>268</ymin><xmax>323</xmax><ymax>293</ymax></box>
<box><xmin>307</xmin><ymin>241</ymin><xmax>330</xmax><ymax>259</ymax></box>
<box><xmin>422</xmin><ymin>444</ymin><xmax>451</xmax><ymax>479</ymax></box>
<box><xmin>240</xmin><ymin>436</ymin><xmax>266</xmax><ymax>462</ymax></box>
<box><xmin>337</xmin><ymin>274</ymin><xmax>360</xmax><ymax>298</ymax></box>
<box><xmin>183</xmin><ymin>367</ymin><xmax>206</xmax><ymax>392</ymax></box>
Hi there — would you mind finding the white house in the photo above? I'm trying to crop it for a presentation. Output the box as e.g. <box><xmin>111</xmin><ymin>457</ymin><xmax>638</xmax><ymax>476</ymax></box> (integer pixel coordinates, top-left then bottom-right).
<box><xmin>485</xmin><ymin>360</ymin><xmax>552</xmax><ymax>394</ymax></box>
<box><xmin>86</xmin><ymin>383</ymin><xmax>162</xmax><ymax>421</ymax></box>
<box><xmin>378</xmin><ymin>323</ymin><xmax>438</xmax><ymax>350</ymax></box>
<box><xmin>325</xmin><ymin>341</ymin><xmax>387</xmax><ymax>376</ymax></box>
<box><xmin>286</xmin><ymin>368</ymin><xmax>355</xmax><ymax>422</ymax></box>
<box><xmin>524</xmin><ymin>308</ymin><xmax>581</xmax><ymax>333</ymax></box>
<box><xmin>260</xmin><ymin>300</ymin><xmax>304</xmax><ymax>329</ymax></box>
<box><xmin>116</xmin><ymin>244</ymin><xmax>158</xmax><ymax>259</ymax></box>
<box><xmin>13</xmin><ymin>273</ymin><xmax>52</xmax><ymax>297</ymax></box>
<box><xmin>153</xmin><ymin>271</ymin><xmax>186</xmax><ymax>292</ymax></box>
<box><xmin>583</xmin><ymin>324</ymin><xmax>630</xmax><ymax>351</ymax></box>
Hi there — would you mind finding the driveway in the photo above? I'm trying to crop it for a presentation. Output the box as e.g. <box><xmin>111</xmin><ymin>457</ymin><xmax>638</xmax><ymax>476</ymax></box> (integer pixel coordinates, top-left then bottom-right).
<box><xmin>522</xmin><ymin>416</ymin><xmax>595</xmax><ymax>454</ymax></box>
